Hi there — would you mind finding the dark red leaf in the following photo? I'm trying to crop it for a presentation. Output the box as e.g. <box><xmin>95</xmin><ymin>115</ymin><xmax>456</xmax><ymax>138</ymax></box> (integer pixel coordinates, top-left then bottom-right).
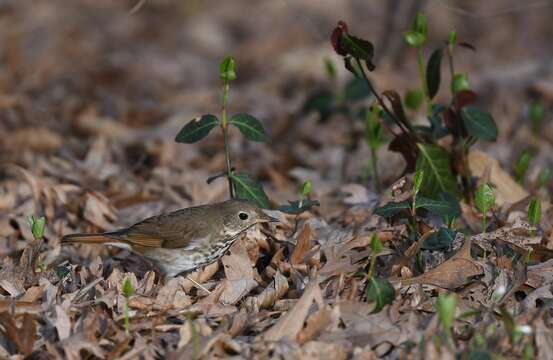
<box><xmin>331</xmin><ymin>21</ymin><xmax>349</xmax><ymax>56</ymax></box>
<box><xmin>389</xmin><ymin>134</ymin><xmax>418</xmax><ymax>173</ymax></box>
<box><xmin>454</xmin><ymin>90</ymin><xmax>478</xmax><ymax>109</ymax></box>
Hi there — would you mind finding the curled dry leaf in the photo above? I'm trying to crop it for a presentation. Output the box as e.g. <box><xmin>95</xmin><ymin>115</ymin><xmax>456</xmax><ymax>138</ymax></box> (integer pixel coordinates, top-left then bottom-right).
<box><xmin>290</xmin><ymin>223</ymin><xmax>313</xmax><ymax>265</ymax></box>
<box><xmin>245</xmin><ymin>271</ymin><xmax>289</xmax><ymax>311</ymax></box>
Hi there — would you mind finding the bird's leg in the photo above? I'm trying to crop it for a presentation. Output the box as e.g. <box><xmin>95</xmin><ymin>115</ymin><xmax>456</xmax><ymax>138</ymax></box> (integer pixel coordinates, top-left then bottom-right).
<box><xmin>186</xmin><ymin>275</ymin><xmax>212</xmax><ymax>295</ymax></box>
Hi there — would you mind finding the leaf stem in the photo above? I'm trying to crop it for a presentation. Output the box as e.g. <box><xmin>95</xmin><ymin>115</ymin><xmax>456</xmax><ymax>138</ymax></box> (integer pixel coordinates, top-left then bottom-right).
<box><xmin>221</xmin><ymin>82</ymin><xmax>234</xmax><ymax>198</ymax></box>
<box><xmin>367</xmin><ymin>253</ymin><xmax>377</xmax><ymax>279</ymax></box>
<box><xmin>370</xmin><ymin>146</ymin><xmax>381</xmax><ymax>193</ymax></box>
<box><xmin>416</xmin><ymin>47</ymin><xmax>432</xmax><ymax>117</ymax></box>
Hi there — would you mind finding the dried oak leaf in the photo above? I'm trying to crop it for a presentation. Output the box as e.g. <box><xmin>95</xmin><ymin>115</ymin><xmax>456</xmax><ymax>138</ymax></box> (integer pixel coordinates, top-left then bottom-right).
<box><xmin>399</xmin><ymin>237</ymin><xmax>483</xmax><ymax>290</ymax></box>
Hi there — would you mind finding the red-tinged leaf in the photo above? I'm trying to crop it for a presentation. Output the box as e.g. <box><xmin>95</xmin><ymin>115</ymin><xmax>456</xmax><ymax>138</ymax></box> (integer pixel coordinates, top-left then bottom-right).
<box><xmin>388</xmin><ymin>134</ymin><xmax>418</xmax><ymax>173</ymax></box>
<box><xmin>331</xmin><ymin>21</ymin><xmax>349</xmax><ymax>56</ymax></box>
<box><xmin>454</xmin><ymin>90</ymin><xmax>478</xmax><ymax>109</ymax></box>
<box><xmin>459</xmin><ymin>42</ymin><xmax>476</xmax><ymax>51</ymax></box>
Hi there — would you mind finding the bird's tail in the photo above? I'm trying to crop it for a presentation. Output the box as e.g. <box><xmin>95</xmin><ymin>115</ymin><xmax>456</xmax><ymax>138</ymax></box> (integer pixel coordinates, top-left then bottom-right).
<box><xmin>61</xmin><ymin>230</ymin><xmax>126</xmax><ymax>245</ymax></box>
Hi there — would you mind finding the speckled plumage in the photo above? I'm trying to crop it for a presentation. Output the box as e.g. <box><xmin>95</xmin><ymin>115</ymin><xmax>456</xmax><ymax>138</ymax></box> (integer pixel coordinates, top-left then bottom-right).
<box><xmin>61</xmin><ymin>199</ymin><xmax>276</xmax><ymax>277</ymax></box>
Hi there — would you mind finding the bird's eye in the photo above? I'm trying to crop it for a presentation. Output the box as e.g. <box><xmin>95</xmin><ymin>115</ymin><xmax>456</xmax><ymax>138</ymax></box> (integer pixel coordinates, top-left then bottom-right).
<box><xmin>238</xmin><ymin>212</ymin><xmax>249</xmax><ymax>220</ymax></box>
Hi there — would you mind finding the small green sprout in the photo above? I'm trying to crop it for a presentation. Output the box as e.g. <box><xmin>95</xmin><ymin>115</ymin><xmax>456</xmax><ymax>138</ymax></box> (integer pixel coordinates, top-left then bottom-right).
<box><xmin>515</xmin><ymin>150</ymin><xmax>531</xmax><ymax>184</ymax></box>
<box><xmin>28</xmin><ymin>215</ymin><xmax>46</xmax><ymax>241</ymax></box>
<box><xmin>122</xmin><ymin>277</ymin><xmax>135</xmax><ymax>335</ymax></box>
<box><xmin>537</xmin><ymin>168</ymin><xmax>551</xmax><ymax>189</ymax></box>
<box><xmin>365</xmin><ymin>234</ymin><xmax>394</xmax><ymax>313</ymax></box>
<box><xmin>436</xmin><ymin>293</ymin><xmax>457</xmax><ymax>340</ymax></box>
<box><xmin>527</xmin><ymin>198</ymin><xmax>541</xmax><ymax>235</ymax></box>
<box><xmin>451</xmin><ymin>73</ymin><xmax>470</xmax><ymax>94</ymax></box>
<box><xmin>475</xmin><ymin>183</ymin><xmax>495</xmax><ymax>232</ymax></box>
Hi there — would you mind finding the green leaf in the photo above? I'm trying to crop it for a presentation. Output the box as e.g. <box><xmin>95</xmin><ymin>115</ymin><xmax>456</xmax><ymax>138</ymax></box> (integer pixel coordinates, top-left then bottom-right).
<box><xmin>475</xmin><ymin>183</ymin><xmax>495</xmax><ymax>214</ymax></box>
<box><xmin>515</xmin><ymin>149</ymin><xmax>531</xmax><ymax>184</ymax></box>
<box><xmin>528</xmin><ymin>198</ymin><xmax>542</xmax><ymax>227</ymax></box>
<box><xmin>436</xmin><ymin>191</ymin><xmax>461</xmax><ymax>224</ymax></box>
<box><xmin>412</xmin><ymin>12</ymin><xmax>428</xmax><ymax>37</ymax></box>
<box><xmin>530</xmin><ymin>99</ymin><xmax>545</xmax><ymax>133</ymax></box>
<box><xmin>416</xmin><ymin>144</ymin><xmax>460</xmax><ymax>198</ymax></box>
<box><xmin>448</xmin><ymin>31</ymin><xmax>457</xmax><ymax>45</ymax></box>
<box><xmin>374</xmin><ymin>201</ymin><xmax>410</xmax><ymax>217</ymax></box>
<box><xmin>422</xmin><ymin>228</ymin><xmax>456</xmax><ymax>250</ymax></box>
<box><xmin>366</xmin><ymin>277</ymin><xmax>395</xmax><ymax>313</ymax></box>
<box><xmin>278</xmin><ymin>199</ymin><xmax>319</xmax><ymax>215</ymax></box>
<box><xmin>323</xmin><ymin>57</ymin><xmax>337</xmax><ymax>79</ymax></box>
<box><xmin>416</xmin><ymin>196</ymin><xmax>459</xmax><ymax>217</ymax></box>
<box><xmin>220</xmin><ymin>56</ymin><xmax>236</xmax><ymax>82</ymax></box>
<box><xmin>461</xmin><ymin>106</ymin><xmax>498</xmax><ymax>142</ymax></box>
<box><xmin>122</xmin><ymin>277</ymin><xmax>134</xmax><ymax>298</ymax></box>
<box><xmin>452</xmin><ymin>73</ymin><xmax>470</xmax><ymax>94</ymax></box>
<box><xmin>369</xmin><ymin>234</ymin><xmax>383</xmax><ymax>254</ymax></box>
<box><xmin>229</xmin><ymin>113</ymin><xmax>270</xmax><ymax>142</ymax></box>
<box><xmin>538</xmin><ymin>168</ymin><xmax>551</xmax><ymax>189</ymax></box>
<box><xmin>175</xmin><ymin>114</ymin><xmax>219</xmax><ymax>144</ymax></box>
<box><xmin>413</xmin><ymin>170</ymin><xmax>424</xmax><ymax>195</ymax></box>
<box><xmin>426</xmin><ymin>49</ymin><xmax>443</xmax><ymax>99</ymax></box>
<box><xmin>344</xmin><ymin>77</ymin><xmax>371</xmax><ymax>101</ymax></box>
<box><xmin>405</xmin><ymin>89</ymin><xmax>424</xmax><ymax>111</ymax></box>
<box><xmin>341</xmin><ymin>34</ymin><xmax>374</xmax><ymax>62</ymax></box>
<box><xmin>436</xmin><ymin>293</ymin><xmax>457</xmax><ymax>330</ymax></box>
<box><xmin>404</xmin><ymin>30</ymin><xmax>425</xmax><ymax>48</ymax></box>
<box><xmin>299</xmin><ymin>180</ymin><xmax>312</xmax><ymax>197</ymax></box>
<box><xmin>28</xmin><ymin>216</ymin><xmax>46</xmax><ymax>240</ymax></box>
<box><xmin>229</xmin><ymin>172</ymin><xmax>271</xmax><ymax>209</ymax></box>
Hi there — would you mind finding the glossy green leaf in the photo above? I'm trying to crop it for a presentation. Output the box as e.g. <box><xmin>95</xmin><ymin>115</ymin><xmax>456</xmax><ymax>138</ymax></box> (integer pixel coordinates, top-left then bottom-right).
<box><xmin>175</xmin><ymin>114</ymin><xmax>219</xmax><ymax>144</ymax></box>
<box><xmin>374</xmin><ymin>200</ymin><xmax>410</xmax><ymax>217</ymax></box>
<box><xmin>475</xmin><ymin>183</ymin><xmax>495</xmax><ymax>214</ymax></box>
<box><xmin>122</xmin><ymin>277</ymin><xmax>134</xmax><ymax>298</ymax></box>
<box><xmin>426</xmin><ymin>49</ymin><xmax>443</xmax><ymax>99</ymax></box>
<box><xmin>528</xmin><ymin>198</ymin><xmax>542</xmax><ymax>227</ymax></box>
<box><xmin>220</xmin><ymin>56</ymin><xmax>236</xmax><ymax>82</ymax></box>
<box><xmin>416</xmin><ymin>144</ymin><xmax>460</xmax><ymax>198</ymax></box>
<box><xmin>277</xmin><ymin>199</ymin><xmax>319</xmax><ymax>215</ymax></box>
<box><xmin>28</xmin><ymin>216</ymin><xmax>46</xmax><ymax>240</ymax></box>
<box><xmin>229</xmin><ymin>113</ymin><xmax>270</xmax><ymax>142</ymax></box>
<box><xmin>416</xmin><ymin>196</ymin><xmax>459</xmax><ymax>217</ymax></box>
<box><xmin>461</xmin><ymin>106</ymin><xmax>498</xmax><ymax>142</ymax></box>
<box><xmin>422</xmin><ymin>228</ymin><xmax>456</xmax><ymax>250</ymax></box>
<box><xmin>229</xmin><ymin>172</ymin><xmax>271</xmax><ymax>209</ymax></box>
<box><xmin>341</xmin><ymin>34</ymin><xmax>374</xmax><ymax>62</ymax></box>
<box><xmin>366</xmin><ymin>277</ymin><xmax>395</xmax><ymax>313</ymax></box>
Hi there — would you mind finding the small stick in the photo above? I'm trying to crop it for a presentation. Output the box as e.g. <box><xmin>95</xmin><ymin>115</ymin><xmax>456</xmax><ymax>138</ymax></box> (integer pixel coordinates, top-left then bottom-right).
<box><xmin>186</xmin><ymin>275</ymin><xmax>212</xmax><ymax>295</ymax></box>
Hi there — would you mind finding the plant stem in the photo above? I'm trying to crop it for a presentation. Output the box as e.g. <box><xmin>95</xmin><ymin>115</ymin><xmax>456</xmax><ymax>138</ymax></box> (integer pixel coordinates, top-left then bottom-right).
<box><xmin>482</xmin><ymin>215</ymin><xmax>487</xmax><ymax>233</ymax></box>
<box><xmin>416</xmin><ymin>47</ymin><xmax>432</xmax><ymax>117</ymax></box>
<box><xmin>367</xmin><ymin>254</ymin><xmax>377</xmax><ymax>279</ymax></box>
<box><xmin>370</xmin><ymin>146</ymin><xmax>381</xmax><ymax>193</ymax></box>
<box><xmin>221</xmin><ymin>81</ymin><xmax>234</xmax><ymax>198</ymax></box>
<box><xmin>124</xmin><ymin>302</ymin><xmax>130</xmax><ymax>335</ymax></box>
<box><xmin>447</xmin><ymin>46</ymin><xmax>455</xmax><ymax>91</ymax></box>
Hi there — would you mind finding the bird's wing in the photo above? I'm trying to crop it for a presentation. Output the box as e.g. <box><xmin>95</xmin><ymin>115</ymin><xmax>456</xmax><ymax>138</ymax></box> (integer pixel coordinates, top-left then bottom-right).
<box><xmin>121</xmin><ymin>208</ymin><xmax>212</xmax><ymax>249</ymax></box>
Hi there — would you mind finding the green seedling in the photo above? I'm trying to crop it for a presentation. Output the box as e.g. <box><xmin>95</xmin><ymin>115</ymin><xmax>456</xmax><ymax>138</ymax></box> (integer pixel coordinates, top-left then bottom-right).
<box><xmin>537</xmin><ymin>168</ymin><xmax>551</xmax><ymax>190</ymax></box>
<box><xmin>278</xmin><ymin>180</ymin><xmax>319</xmax><ymax>215</ymax></box>
<box><xmin>527</xmin><ymin>198</ymin><xmax>541</xmax><ymax>236</ymax></box>
<box><xmin>331</xmin><ymin>14</ymin><xmax>497</xmax><ymax>204</ymax></box>
<box><xmin>475</xmin><ymin>183</ymin><xmax>495</xmax><ymax>233</ymax></box>
<box><xmin>436</xmin><ymin>293</ymin><xmax>457</xmax><ymax>342</ymax></box>
<box><xmin>365</xmin><ymin>234</ymin><xmax>394</xmax><ymax>313</ymax></box>
<box><xmin>28</xmin><ymin>216</ymin><xmax>46</xmax><ymax>241</ymax></box>
<box><xmin>404</xmin><ymin>89</ymin><xmax>424</xmax><ymax>111</ymax></box>
<box><xmin>529</xmin><ymin>99</ymin><xmax>545</xmax><ymax>135</ymax></box>
<box><xmin>515</xmin><ymin>150</ymin><xmax>531</xmax><ymax>184</ymax></box>
<box><xmin>122</xmin><ymin>277</ymin><xmax>134</xmax><ymax>335</ymax></box>
<box><xmin>175</xmin><ymin>56</ymin><xmax>271</xmax><ymax>208</ymax></box>
<box><xmin>364</xmin><ymin>105</ymin><xmax>385</xmax><ymax>192</ymax></box>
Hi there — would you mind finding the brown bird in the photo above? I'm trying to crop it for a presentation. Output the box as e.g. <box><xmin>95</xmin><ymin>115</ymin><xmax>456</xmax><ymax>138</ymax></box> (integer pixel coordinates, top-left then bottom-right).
<box><xmin>61</xmin><ymin>199</ymin><xmax>277</xmax><ymax>277</ymax></box>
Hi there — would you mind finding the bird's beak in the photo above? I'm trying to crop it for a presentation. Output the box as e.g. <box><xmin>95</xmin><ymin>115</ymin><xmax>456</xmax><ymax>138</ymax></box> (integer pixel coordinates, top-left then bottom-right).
<box><xmin>259</xmin><ymin>212</ymin><xmax>280</xmax><ymax>223</ymax></box>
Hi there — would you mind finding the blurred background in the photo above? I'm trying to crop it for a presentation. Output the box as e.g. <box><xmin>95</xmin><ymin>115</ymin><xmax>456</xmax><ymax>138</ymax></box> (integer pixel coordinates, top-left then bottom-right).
<box><xmin>1</xmin><ymin>0</ymin><xmax>552</xmax><ymax>228</ymax></box>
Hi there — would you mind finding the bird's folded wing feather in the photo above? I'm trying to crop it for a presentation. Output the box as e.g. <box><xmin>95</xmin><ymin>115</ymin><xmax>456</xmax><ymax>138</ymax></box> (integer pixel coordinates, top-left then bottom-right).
<box><xmin>121</xmin><ymin>210</ymin><xmax>210</xmax><ymax>249</ymax></box>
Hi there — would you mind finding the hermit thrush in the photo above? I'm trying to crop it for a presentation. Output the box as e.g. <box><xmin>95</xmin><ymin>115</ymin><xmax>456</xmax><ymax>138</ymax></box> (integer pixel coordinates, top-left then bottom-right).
<box><xmin>61</xmin><ymin>199</ymin><xmax>277</xmax><ymax>277</ymax></box>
